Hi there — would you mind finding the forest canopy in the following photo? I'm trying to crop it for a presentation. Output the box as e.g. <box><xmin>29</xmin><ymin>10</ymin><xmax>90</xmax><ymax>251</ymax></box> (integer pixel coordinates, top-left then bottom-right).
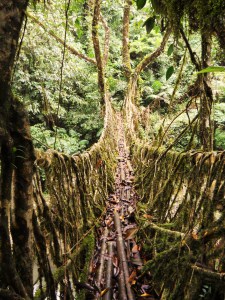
<box><xmin>11</xmin><ymin>0</ymin><xmax>225</xmax><ymax>153</ymax></box>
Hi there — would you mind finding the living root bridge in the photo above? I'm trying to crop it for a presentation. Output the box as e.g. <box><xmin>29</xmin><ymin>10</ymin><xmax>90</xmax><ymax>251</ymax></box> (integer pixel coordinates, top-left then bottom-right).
<box><xmin>87</xmin><ymin>118</ymin><xmax>158</xmax><ymax>299</ymax></box>
<box><xmin>32</xmin><ymin>101</ymin><xmax>118</xmax><ymax>299</ymax></box>
<box><xmin>132</xmin><ymin>143</ymin><xmax>225</xmax><ymax>299</ymax></box>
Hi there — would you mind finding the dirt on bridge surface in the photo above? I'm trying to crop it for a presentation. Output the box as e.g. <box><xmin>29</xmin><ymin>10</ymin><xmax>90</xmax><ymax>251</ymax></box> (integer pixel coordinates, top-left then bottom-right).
<box><xmin>87</xmin><ymin>118</ymin><xmax>159</xmax><ymax>300</ymax></box>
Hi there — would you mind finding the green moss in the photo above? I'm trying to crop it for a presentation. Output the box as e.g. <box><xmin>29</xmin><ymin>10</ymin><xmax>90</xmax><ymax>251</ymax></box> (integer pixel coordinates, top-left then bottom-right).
<box><xmin>77</xmin><ymin>232</ymin><xmax>95</xmax><ymax>300</ymax></box>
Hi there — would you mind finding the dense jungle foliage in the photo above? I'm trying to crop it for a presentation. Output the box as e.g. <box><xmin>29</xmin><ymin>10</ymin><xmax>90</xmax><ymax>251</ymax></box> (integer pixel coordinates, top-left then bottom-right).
<box><xmin>12</xmin><ymin>0</ymin><xmax>225</xmax><ymax>153</ymax></box>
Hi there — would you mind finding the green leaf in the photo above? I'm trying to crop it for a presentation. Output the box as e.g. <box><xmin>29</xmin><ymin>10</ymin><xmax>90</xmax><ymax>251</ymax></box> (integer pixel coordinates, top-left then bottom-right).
<box><xmin>96</xmin><ymin>128</ymin><xmax>103</xmax><ymax>137</ymax></box>
<box><xmin>197</xmin><ymin>66</ymin><xmax>225</xmax><ymax>74</ymax></box>
<box><xmin>152</xmin><ymin>80</ymin><xmax>163</xmax><ymax>93</ymax></box>
<box><xmin>166</xmin><ymin>66</ymin><xmax>174</xmax><ymax>80</ymax></box>
<box><xmin>143</xmin><ymin>17</ymin><xmax>156</xmax><ymax>34</ymax></box>
<box><xmin>75</xmin><ymin>18</ymin><xmax>80</xmax><ymax>28</ymax></box>
<box><xmin>79</xmin><ymin>139</ymin><xmax>89</xmax><ymax>146</ymax></box>
<box><xmin>167</xmin><ymin>44</ymin><xmax>174</xmax><ymax>56</ymax></box>
<box><xmin>136</xmin><ymin>0</ymin><xmax>147</xmax><ymax>10</ymax></box>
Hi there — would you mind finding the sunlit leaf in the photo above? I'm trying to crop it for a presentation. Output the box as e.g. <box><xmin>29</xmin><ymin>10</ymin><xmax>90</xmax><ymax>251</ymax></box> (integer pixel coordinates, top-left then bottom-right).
<box><xmin>79</xmin><ymin>139</ymin><xmax>89</xmax><ymax>146</ymax></box>
<box><xmin>143</xmin><ymin>16</ymin><xmax>156</xmax><ymax>34</ymax></box>
<box><xmin>136</xmin><ymin>0</ymin><xmax>147</xmax><ymax>10</ymax></box>
<box><xmin>197</xmin><ymin>66</ymin><xmax>225</xmax><ymax>74</ymax></box>
<box><xmin>166</xmin><ymin>66</ymin><xmax>174</xmax><ymax>80</ymax></box>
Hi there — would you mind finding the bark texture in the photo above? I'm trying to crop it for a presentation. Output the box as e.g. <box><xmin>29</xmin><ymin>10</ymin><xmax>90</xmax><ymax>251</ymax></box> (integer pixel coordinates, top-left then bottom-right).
<box><xmin>200</xmin><ymin>31</ymin><xmax>213</xmax><ymax>151</ymax></box>
<box><xmin>122</xmin><ymin>0</ymin><xmax>132</xmax><ymax>79</ymax></box>
<box><xmin>0</xmin><ymin>1</ymin><xmax>35</xmax><ymax>298</ymax></box>
<box><xmin>100</xmin><ymin>13</ymin><xmax>110</xmax><ymax>67</ymax></box>
<box><xmin>92</xmin><ymin>0</ymin><xmax>106</xmax><ymax>104</ymax></box>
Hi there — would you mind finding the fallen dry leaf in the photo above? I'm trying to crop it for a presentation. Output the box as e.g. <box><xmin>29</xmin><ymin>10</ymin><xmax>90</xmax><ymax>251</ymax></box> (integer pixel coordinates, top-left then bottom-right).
<box><xmin>120</xmin><ymin>215</ymin><xmax>125</xmax><ymax>222</ymax></box>
<box><xmin>128</xmin><ymin>206</ymin><xmax>135</xmax><ymax>214</ymax></box>
<box><xmin>132</xmin><ymin>244</ymin><xmax>140</xmax><ymax>253</ymax></box>
<box><xmin>100</xmin><ymin>287</ymin><xmax>110</xmax><ymax>296</ymax></box>
<box><xmin>105</xmin><ymin>217</ymin><xmax>113</xmax><ymax>226</ymax></box>
<box><xmin>140</xmin><ymin>293</ymin><xmax>152</xmax><ymax>297</ymax></box>
<box><xmin>124</xmin><ymin>228</ymin><xmax>138</xmax><ymax>240</ymax></box>
<box><xmin>192</xmin><ymin>232</ymin><xmax>198</xmax><ymax>240</ymax></box>
<box><xmin>143</xmin><ymin>214</ymin><xmax>153</xmax><ymax>220</ymax></box>
<box><xmin>128</xmin><ymin>269</ymin><xmax>137</xmax><ymax>285</ymax></box>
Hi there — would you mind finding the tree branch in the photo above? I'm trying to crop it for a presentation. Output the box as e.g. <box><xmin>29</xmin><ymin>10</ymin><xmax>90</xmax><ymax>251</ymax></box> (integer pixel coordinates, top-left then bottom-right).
<box><xmin>175</xmin><ymin>79</ymin><xmax>201</xmax><ymax>103</ymax></box>
<box><xmin>157</xmin><ymin>98</ymin><xmax>195</xmax><ymax>147</ymax></box>
<box><xmin>26</xmin><ymin>11</ymin><xmax>96</xmax><ymax>65</ymax></box>
<box><xmin>192</xmin><ymin>265</ymin><xmax>225</xmax><ymax>281</ymax></box>
<box><xmin>180</xmin><ymin>28</ymin><xmax>200</xmax><ymax>71</ymax></box>
<box><xmin>149</xmin><ymin>222</ymin><xmax>185</xmax><ymax>238</ymax></box>
<box><xmin>122</xmin><ymin>0</ymin><xmax>132</xmax><ymax>79</ymax></box>
<box><xmin>100</xmin><ymin>13</ymin><xmax>110</xmax><ymax>67</ymax></box>
<box><xmin>114</xmin><ymin>210</ymin><xmax>135</xmax><ymax>300</ymax></box>
<box><xmin>92</xmin><ymin>0</ymin><xmax>106</xmax><ymax>104</ymax></box>
<box><xmin>135</xmin><ymin>26</ymin><xmax>171</xmax><ymax>75</ymax></box>
<box><xmin>155</xmin><ymin>113</ymin><xmax>199</xmax><ymax>161</ymax></box>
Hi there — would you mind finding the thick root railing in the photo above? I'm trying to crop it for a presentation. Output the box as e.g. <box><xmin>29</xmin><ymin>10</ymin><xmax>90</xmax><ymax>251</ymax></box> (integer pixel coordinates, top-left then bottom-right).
<box><xmin>32</xmin><ymin>100</ymin><xmax>118</xmax><ymax>299</ymax></box>
<box><xmin>131</xmin><ymin>142</ymin><xmax>225</xmax><ymax>299</ymax></box>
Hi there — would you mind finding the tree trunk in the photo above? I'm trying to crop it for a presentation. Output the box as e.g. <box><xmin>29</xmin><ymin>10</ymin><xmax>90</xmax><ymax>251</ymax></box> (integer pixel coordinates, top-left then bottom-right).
<box><xmin>92</xmin><ymin>0</ymin><xmax>106</xmax><ymax>105</ymax></box>
<box><xmin>0</xmin><ymin>1</ymin><xmax>35</xmax><ymax>298</ymax></box>
<box><xmin>199</xmin><ymin>31</ymin><xmax>213</xmax><ymax>151</ymax></box>
<box><xmin>124</xmin><ymin>27</ymin><xmax>171</xmax><ymax>132</ymax></box>
<box><xmin>10</xmin><ymin>97</ymin><xmax>35</xmax><ymax>298</ymax></box>
<box><xmin>122</xmin><ymin>0</ymin><xmax>132</xmax><ymax>79</ymax></box>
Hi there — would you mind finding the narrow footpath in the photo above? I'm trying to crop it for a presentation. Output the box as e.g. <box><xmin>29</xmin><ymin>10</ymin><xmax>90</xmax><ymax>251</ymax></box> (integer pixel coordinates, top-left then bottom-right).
<box><xmin>87</xmin><ymin>117</ymin><xmax>159</xmax><ymax>300</ymax></box>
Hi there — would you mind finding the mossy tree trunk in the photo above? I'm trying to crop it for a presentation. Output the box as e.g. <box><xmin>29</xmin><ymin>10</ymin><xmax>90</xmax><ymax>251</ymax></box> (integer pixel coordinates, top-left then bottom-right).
<box><xmin>199</xmin><ymin>31</ymin><xmax>213</xmax><ymax>151</ymax></box>
<box><xmin>122</xmin><ymin>0</ymin><xmax>132</xmax><ymax>79</ymax></box>
<box><xmin>0</xmin><ymin>1</ymin><xmax>35</xmax><ymax>298</ymax></box>
<box><xmin>124</xmin><ymin>26</ymin><xmax>171</xmax><ymax>133</ymax></box>
<box><xmin>92</xmin><ymin>0</ymin><xmax>106</xmax><ymax>105</ymax></box>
